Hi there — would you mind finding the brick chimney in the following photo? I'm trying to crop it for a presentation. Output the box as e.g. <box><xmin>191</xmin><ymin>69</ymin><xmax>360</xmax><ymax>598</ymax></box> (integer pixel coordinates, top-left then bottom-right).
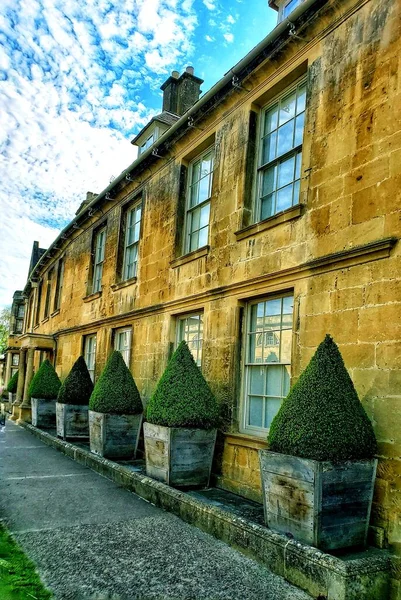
<box><xmin>160</xmin><ymin>67</ymin><xmax>203</xmax><ymax>116</ymax></box>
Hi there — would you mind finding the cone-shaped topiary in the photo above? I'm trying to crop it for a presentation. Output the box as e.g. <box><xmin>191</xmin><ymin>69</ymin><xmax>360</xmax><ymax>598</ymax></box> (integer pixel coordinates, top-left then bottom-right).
<box><xmin>57</xmin><ymin>356</ymin><xmax>94</xmax><ymax>405</ymax></box>
<box><xmin>7</xmin><ymin>371</ymin><xmax>18</xmax><ymax>394</ymax></box>
<box><xmin>29</xmin><ymin>359</ymin><xmax>62</xmax><ymax>400</ymax></box>
<box><xmin>268</xmin><ymin>335</ymin><xmax>377</xmax><ymax>462</ymax></box>
<box><xmin>89</xmin><ymin>350</ymin><xmax>143</xmax><ymax>414</ymax></box>
<box><xmin>146</xmin><ymin>341</ymin><xmax>219</xmax><ymax>429</ymax></box>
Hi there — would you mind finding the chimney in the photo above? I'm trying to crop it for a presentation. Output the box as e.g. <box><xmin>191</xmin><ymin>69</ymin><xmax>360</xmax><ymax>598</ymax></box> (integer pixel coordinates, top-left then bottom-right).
<box><xmin>160</xmin><ymin>66</ymin><xmax>203</xmax><ymax>116</ymax></box>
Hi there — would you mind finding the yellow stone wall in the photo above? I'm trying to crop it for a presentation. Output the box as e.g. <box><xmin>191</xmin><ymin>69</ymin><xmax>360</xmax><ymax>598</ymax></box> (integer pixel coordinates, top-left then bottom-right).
<box><xmin>24</xmin><ymin>0</ymin><xmax>401</xmax><ymax>591</ymax></box>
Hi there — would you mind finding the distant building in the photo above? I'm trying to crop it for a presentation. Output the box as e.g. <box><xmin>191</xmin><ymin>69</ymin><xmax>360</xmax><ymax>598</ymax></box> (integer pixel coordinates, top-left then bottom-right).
<box><xmin>6</xmin><ymin>0</ymin><xmax>401</xmax><ymax>594</ymax></box>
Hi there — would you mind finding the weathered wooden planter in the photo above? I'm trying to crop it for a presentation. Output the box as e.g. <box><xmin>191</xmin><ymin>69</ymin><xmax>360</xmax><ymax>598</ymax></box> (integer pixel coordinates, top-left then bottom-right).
<box><xmin>31</xmin><ymin>397</ymin><xmax>57</xmax><ymax>429</ymax></box>
<box><xmin>56</xmin><ymin>403</ymin><xmax>89</xmax><ymax>439</ymax></box>
<box><xmin>259</xmin><ymin>450</ymin><xmax>377</xmax><ymax>551</ymax></box>
<box><xmin>89</xmin><ymin>411</ymin><xmax>142</xmax><ymax>459</ymax></box>
<box><xmin>144</xmin><ymin>422</ymin><xmax>217</xmax><ymax>488</ymax></box>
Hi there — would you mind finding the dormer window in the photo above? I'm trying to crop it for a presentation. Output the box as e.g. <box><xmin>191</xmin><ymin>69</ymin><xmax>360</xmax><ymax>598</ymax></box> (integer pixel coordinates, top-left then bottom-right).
<box><xmin>139</xmin><ymin>131</ymin><xmax>157</xmax><ymax>155</ymax></box>
<box><xmin>282</xmin><ymin>0</ymin><xmax>302</xmax><ymax>18</ymax></box>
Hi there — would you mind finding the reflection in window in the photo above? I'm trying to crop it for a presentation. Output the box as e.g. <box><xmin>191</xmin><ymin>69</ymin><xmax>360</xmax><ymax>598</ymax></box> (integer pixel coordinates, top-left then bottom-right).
<box><xmin>114</xmin><ymin>328</ymin><xmax>132</xmax><ymax>368</ymax></box>
<box><xmin>177</xmin><ymin>313</ymin><xmax>203</xmax><ymax>366</ymax></box>
<box><xmin>123</xmin><ymin>203</ymin><xmax>142</xmax><ymax>280</ymax></box>
<box><xmin>243</xmin><ymin>295</ymin><xmax>293</xmax><ymax>434</ymax></box>
<box><xmin>257</xmin><ymin>80</ymin><xmax>306</xmax><ymax>221</ymax></box>
<box><xmin>84</xmin><ymin>335</ymin><xmax>97</xmax><ymax>382</ymax></box>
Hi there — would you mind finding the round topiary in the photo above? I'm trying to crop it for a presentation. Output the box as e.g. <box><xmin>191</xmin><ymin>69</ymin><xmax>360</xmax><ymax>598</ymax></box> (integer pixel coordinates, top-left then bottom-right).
<box><xmin>7</xmin><ymin>371</ymin><xmax>18</xmax><ymax>394</ymax></box>
<box><xmin>28</xmin><ymin>359</ymin><xmax>61</xmax><ymax>400</ymax></box>
<box><xmin>57</xmin><ymin>356</ymin><xmax>94</xmax><ymax>405</ymax></box>
<box><xmin>146</xmin><ymin>341</ymin><xmax>219</xmax><ymax>429</ymax></box>
<box><xmin>89</xmin><ymin>350</ymin><xmax>143</xmax><ymax>414</ymax></box>
<box><xmin>268</xmin><ymin>335</ymin><xmax>377</xmax><ymax>462</ymax></box>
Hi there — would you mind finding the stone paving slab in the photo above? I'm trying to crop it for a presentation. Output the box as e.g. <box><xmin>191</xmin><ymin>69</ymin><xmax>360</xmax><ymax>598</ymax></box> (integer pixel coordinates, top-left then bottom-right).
<box><xmin>0</xmin><ymin>420</ymin><xmax>310</xmax><ymax>600</ymax></box>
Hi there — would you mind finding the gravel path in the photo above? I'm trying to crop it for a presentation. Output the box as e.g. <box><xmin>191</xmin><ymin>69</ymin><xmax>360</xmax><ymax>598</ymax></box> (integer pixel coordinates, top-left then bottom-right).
<box><xmin>0</xmin><ymin>421</ymin><xmax>310</xmax><ymax>600</ymax></box>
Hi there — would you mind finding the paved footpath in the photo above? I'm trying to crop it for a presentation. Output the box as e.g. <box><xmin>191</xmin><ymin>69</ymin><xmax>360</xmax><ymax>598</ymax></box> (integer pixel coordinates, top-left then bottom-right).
<box><xmin>0</xmin><ymin>420</ymin><xmax>310</xmax><ymax>600</ymax></box>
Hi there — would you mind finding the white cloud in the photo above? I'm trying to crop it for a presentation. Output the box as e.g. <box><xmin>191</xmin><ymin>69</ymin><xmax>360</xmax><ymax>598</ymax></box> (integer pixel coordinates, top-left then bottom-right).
<box><xmin>0</xmin><ymin>0</ymin><xmax>199</xmax><ymax>308</ymax></box>
<box><xmin>203</xmin><ymin>0</ymin><xmax>216</xmax><ymax>10</ymax></box>
<box><xmin>223</xmin><ymin>32</ymin><xmax>234</xmax><ymax>43</ymax></box>
<box><xmin>205</xmin><ymin>35</ymin><xmax>214</xmax><ymax>42</ymax></box>
<box><xmin>227</xmin><ymin>14</ymin><xmax>235</xmax><ymax>24</ymax></box>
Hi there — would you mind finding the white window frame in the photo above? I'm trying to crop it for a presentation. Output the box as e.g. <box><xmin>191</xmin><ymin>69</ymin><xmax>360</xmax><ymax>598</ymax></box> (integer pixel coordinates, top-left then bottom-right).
<box><xmin>255</xmin><ymin>78</ymin><xmax>306</xmax><ymax>222</ymax></box>
<box><xmin>123</xmin><ymin>202</ymin><xmax>142</xmax><ymax>281</ymax></box>
<box><xmin>240</xmin><ymin>294</ymin><xmax>294</xmax><ymax>437</ymax></box>
<box><xmin>92</xmin><ymin>227</ymin><xmax>106</xmax><ymax>294</ymax></box>
<box><xmin>114</xmin><ymin>327</ymin><xmax>132</xmax><ymax>368</ymax></box>
<box><xmin>184</xmin><ymin>146</ymin><xmax>214</xmax><ymax>254</ymax></box>
<box><xmin>278</xmin><ymin>0</ymin><xmax>303</xmax><ymax>21</ymax></box>
<box><xmin>84</xmin><ymin>334</ymin><xmax>97</xmax><ymax>382</ymax></box>
<box><xmin>139</xmin><ymin>128</ymin><xmax>159</xmax><ymax>155</ymax></box>
<box><xmin>176</xmin><ymin>313</ymin><xmax>203</xmax><ymax>367</ymax></box>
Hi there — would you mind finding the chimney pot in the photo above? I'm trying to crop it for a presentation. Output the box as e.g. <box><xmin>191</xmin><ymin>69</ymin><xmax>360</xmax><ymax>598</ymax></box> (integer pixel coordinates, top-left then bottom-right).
<box><xmin>172</xmin><ymin>70</ymin><xmax>179</xmax><ymax>78</ymax></box>
<box><xmin>186</xmin><ymin>66</ymin><xmax>194</xmax><ymax>75</ymax></box>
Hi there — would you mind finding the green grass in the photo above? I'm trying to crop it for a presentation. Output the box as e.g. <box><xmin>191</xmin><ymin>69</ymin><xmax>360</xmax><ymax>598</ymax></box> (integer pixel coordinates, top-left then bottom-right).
<box><xmin>0</xmin><ymin>524</ymin><xmax>52</xmax><ymax>600</ymax></box>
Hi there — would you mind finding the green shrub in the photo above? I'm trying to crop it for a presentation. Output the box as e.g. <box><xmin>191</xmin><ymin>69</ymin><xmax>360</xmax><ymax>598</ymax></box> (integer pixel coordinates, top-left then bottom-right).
<box><xmin>6</xmin><ymin>371</ymin><xmax>18</xmax><ymax>394</ymax></box>
<box><xmin>146</xmin><ymin>341</ymin><xmax>219</xmax><ymax>429</ymax></box>
<box><xmin>89</xmin><ymin>351</ymin><xmax>143</xmax><ymax>414</ymax></box>
<box><xmin>57</xmin><ymin>356</ymin><xmax>94</xmax><ymax>405</ymax></box>
<box><xmin>28</xmin><ymin>359</ymin><xmax>61</xmax><ymax>400</ymax></box>
<box><xmin>268</xmin><ymin>335</ymin><xmax>377</xmax><ymax>462</ymax></box>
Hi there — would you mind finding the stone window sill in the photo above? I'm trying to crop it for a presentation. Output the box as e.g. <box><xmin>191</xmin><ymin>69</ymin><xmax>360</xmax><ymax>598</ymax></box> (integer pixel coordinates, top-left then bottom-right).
<box><xmin>235</xmin><ymin>204</ymin><xmax>303</xmax><ymax>241</ymax></box>
<box><xmin>225</xmin><ymin>432</ymin><xmax>268</xmax><ymax>451</ymax></box>
<box><xmin>171</xmin><ymin>245</ymin><xmax>209</xmax><ymax>269</ymax></box>
<box><xmin>51</xmin><ymin>309</ymin><xmax>60</xmax><ymax>318</ymax></box>
<box><xmin>111</xmin><ymin>277</ymin><xmax>137</xmax><ymax>291</ymax></box>
<box><xmin>42</xmin><ymin>317</ymin><xmax>49</xmax><ymax>324</ymax></box>
<box><xmin>83</xmin><ymin>291</ymin><xmax>102</xmax><ymax>303</ymax></box>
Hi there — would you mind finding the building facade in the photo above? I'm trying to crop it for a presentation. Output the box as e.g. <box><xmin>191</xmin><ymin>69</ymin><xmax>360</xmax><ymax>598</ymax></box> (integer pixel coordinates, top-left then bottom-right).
<box><xmin>6</xmin><ymin>0</ymin><xmax>401</xmax><ymax>594</ymax></box>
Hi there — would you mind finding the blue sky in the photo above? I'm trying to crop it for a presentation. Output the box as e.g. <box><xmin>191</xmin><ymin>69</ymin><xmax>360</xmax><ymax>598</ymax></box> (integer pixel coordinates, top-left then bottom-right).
<box><xmin>0</xmin><ymin>0</ymin><xmax>278</xmax><ymax>308</ymax></box>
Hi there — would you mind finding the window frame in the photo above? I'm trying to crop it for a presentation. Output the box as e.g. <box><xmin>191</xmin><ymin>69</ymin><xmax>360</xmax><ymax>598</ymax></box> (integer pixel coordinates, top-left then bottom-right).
<box><xmin>122</xmin><ymin>201</ymin><xmax>142</xmax><ymax>281</ymax></box>
<box><xmin>92</xmin><ymin>226</ymin><xmax>107</xmax><ymax>294</ymax></box>
<box><xmin>114</xmin><ymin>327</ymin><xmax>132</xmax><ymax>368</ymax></box>
<box><xmin>255</xmin><ymin>77</ymin><xmax>306</xmax><ymax>223</ymax></box>
<box><xmin>183</xmin><ymin>145</ymin><xmax>215</xmax><ymax>255</ymax></box>
<box><xmin>240</xmin><ymin>293</ymin><xmax>294</xmax><ymax>437</ymax></box>
<box><xmin>176</xmin><ymin>312</ymin><xmax>204</xmax><ymax>367</ymax></box>
<box><xmin>34</xmin><ymin>280</ymin><xmax>43</xmax><ymax>326</ymax></box>
<box><xmin>43</xmin><ymin>269</ymin><xmax>53</xmax><ymax>319</ymax></box>
<box><xmin>83</xmin><ymin>334</ymin><xmax>97</xmax><ymax>382</ymax></box>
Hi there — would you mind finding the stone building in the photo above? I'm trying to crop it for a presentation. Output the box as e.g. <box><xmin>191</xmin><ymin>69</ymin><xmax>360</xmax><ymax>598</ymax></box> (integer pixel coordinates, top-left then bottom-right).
<box><xmin>5</xmin><ymin>0</ymin><xmax>401</xmax><ymax>594</ymax></box>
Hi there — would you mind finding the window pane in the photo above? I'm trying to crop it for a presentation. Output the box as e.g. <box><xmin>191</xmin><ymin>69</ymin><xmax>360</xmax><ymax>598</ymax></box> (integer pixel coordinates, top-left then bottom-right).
<box><xmin>277</xmin><ymin>184</ymin><xmax>293</xmax><ymax>212</ymax></box>
<box><xmin>198</xmin><ymin>226</ymin><xmax>209</xmax><ymax>248</ymax></box>
<box><xmin>249</xmin><ymin>366</ymin><xmax>265</xmax><ymax>396</ymax></box>
<box><xmin>262</xmin><ymin>132</ymin><xmax>277</xmax><ymax>164</ymax></box>
<box><xmin>266</xmin><ymin>366</ymin><xmax>282</xmax><ymax>396</ymax></box>
<box><xmin>249</xmin><ymin>396</ymin><xmax>263</xmax><ymax>427</ymax></box>
<box><xmin>293</xmin><ymin>179</ymin><xmax>300</xmax><ymax>205</ymax></box>
<box><xmin>282</xmin><ymin>296</ymin><xmax>294</xmax><ymax>320</ymax></box>
<box><xmin>264</xmin><ymin>344</ymin><xmax>280</xmax><ymax>363</ymax></box>
<box><xmin>190</xmin><ymin>207</ymin><xmax>201</xmax><ymax>233</ymax></box>
<box><xmin>265</xmin><ymin>399</ymin><xmax>282</xmax><ymax>428</ymax></box>
<box><xmin>201</xmin><ymin>152</ymin><xmax>213</xmax><ymax>176</ymax></box>
<box><xmin>261</xmin><ymin>194</ymin><xmax>274</xmax><ymax>220</ymax></box>
<box><xmin>280</xmin><ymin>329</ymin><xmax>292</xmax><ymax>363</ymax></box>
<box><xmin>264</xmin><ymin>104</ymin><xmax>278</xmax><ymax>135</ymax></box>
<box><xmin>278</xmin><ymin>155</ymin><xmax>295</xmax><ymax>188</ymax></box>
<box><xmin>277</xmin><ymin>120</ymin><xmax>295</xmax><ymax>156</ymax></box>
<box><xmin>177</xmin><ymin>313</ymin><xmax>203</xmax><ymax>366</ymax></box>
<box><xmin>200</xmin><ymin>203</ymin><xmax>210</xmax><ymax>228</ymax></box>
<box><xmin>294</xmin><ymin>112</ymin><xmax>305</xmax><ymax>147</ymax></box>
<box><xmin>295</xmin><ymin>151</ymin><xmax>302</xmax><ymax>179</ymax></box>
<box><xmin>191</xmin><ymin>160</ymin><xmax>201</xmax><ymax>184</ymax></box>
<box><xmin>198</xmin><ymin>175</ymin><xmax>211</xmax><ymax>204</ymax></box>
<box><xmin>261</xmin><ymin>166</ymin><xmax>276</xmax><ymax>196</ymax></box>
<box><xmin>279</xmin><ymin>91</ymin><xmax>296</xmax><ymax>125</ymax></box>
<box><xmin>190</xmin><ymin>231</ymin><xmax>199</xmax><ymax>252</ymax></box>
<box><xmin>296</xmin><ymin>83</ymin><xmax>306</xmax><ymax>114</ymax></box>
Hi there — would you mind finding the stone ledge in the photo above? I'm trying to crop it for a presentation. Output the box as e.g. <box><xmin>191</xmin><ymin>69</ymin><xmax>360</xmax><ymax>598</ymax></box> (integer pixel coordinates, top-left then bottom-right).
<box><xmin>19</xmin><ymin>422</ymin><xmax>392</xmax><ymax>600</ymax></box>
<box><xmin>235</xmin><ymin>205</ymin><xmax>303</xmax><ymax>241</ymax></box>
<box><xmin>170</xmin><ymin>245</ymin><xmax>209</xmax><ymax>268</ymax></box>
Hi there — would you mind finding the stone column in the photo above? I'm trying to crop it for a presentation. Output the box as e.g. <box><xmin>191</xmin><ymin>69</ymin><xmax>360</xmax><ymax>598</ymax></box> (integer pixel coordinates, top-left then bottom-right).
<box><xmin>22</xmin><ymin>348</ymin><xmax>35</xmax><ymax>406</ymax></box>
<box><xmin>11</xmin><ymin>348</ymin><xmax>26</xmax><ymax>421</ymax></box>
<box><xmin>4</xmin><ymin>352</ymin><xmax>12</xmax><ymax>388</ymax></box>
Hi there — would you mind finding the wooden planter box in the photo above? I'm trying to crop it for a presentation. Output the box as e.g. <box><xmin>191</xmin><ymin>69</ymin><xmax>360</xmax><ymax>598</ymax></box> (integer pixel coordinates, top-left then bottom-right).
<box><xmin>144</xmin><ymin>422</ymin><xmax>217</xmax><ymax>488</ymax></box>
<box><xmin>259</xmin><ymin>450</ymin><xmax>377</xmax><ymax>551</ymax></box>
<box><xmin>89</xmin><ymin>411</ymin><xmax>142</xmax><ymax>460</ymax></box>
<box><xmin>31</xmin><ymin>397</ymin><xmax>57</xmax><ymax>429</ymax></box>
<box><xmin>56</xmin><ymin>403</ymin><xmax>89</xmax><ymax>439</ymax></box>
